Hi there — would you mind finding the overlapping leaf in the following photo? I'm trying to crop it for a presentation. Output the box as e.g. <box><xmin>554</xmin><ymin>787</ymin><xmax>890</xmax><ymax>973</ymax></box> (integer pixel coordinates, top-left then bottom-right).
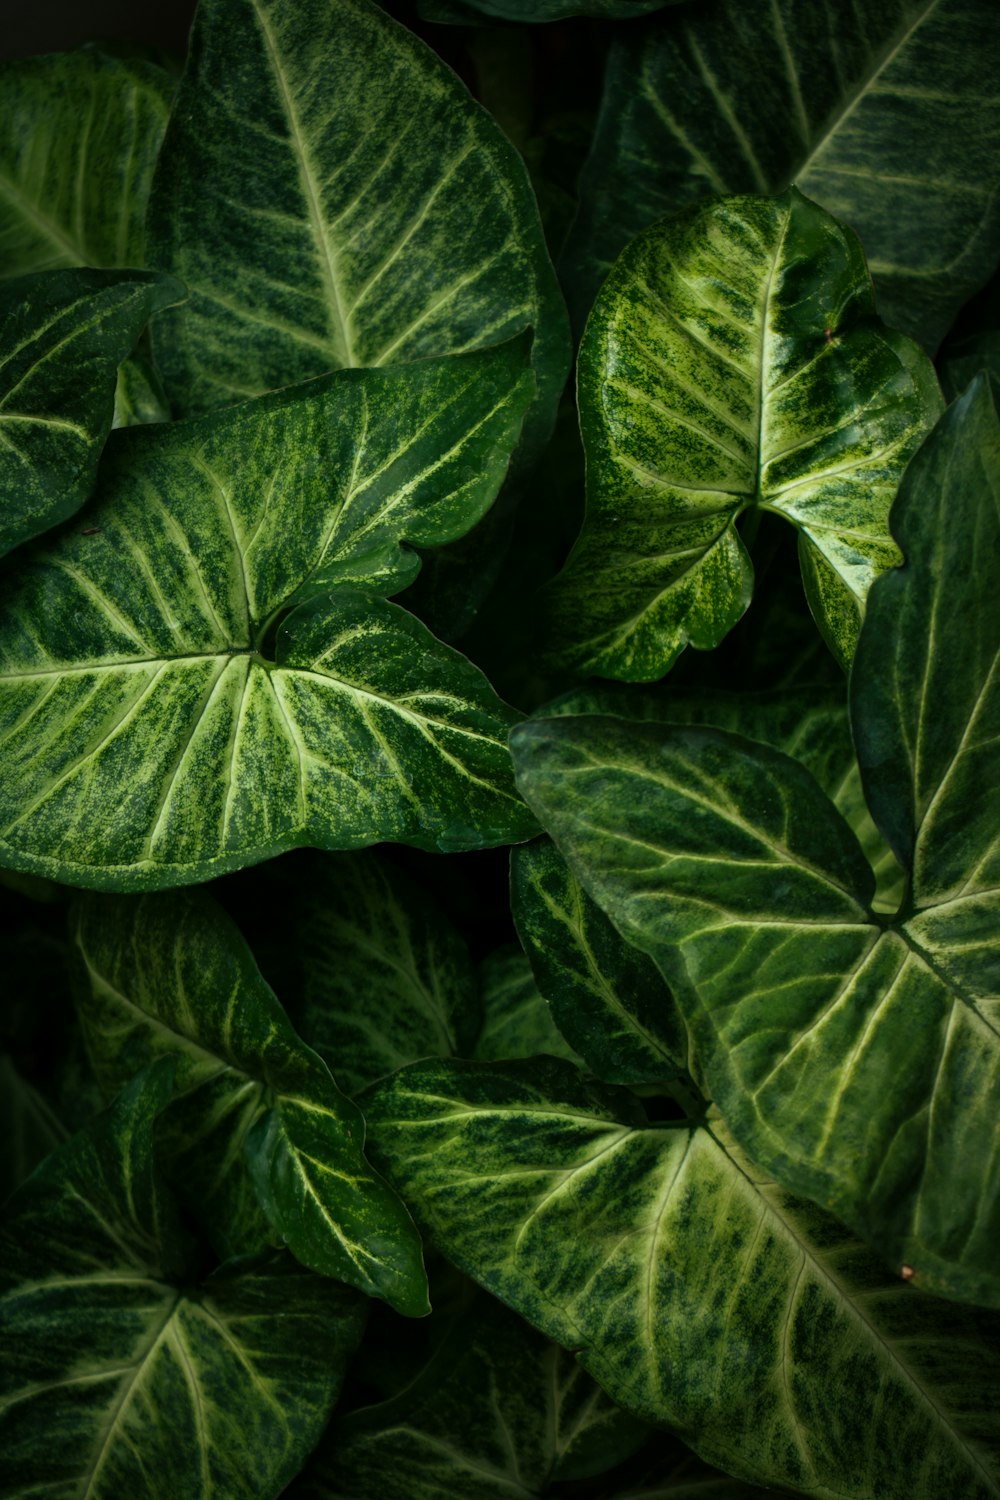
<box><xmin>0</xmin><ymin>45</ymin><xmax>175</xmax><ymax>280</ymax></box>
<box><xmin>297</xmin><ymin>1292</ymin><xmax>648</xmax><ymax>1498</ymax></box>
<box><xmin>146</xmin><ymin>0</ymin><xmax>569</xmax><ymax>445</ymax></box>
<box><xmin>512</xmin><ymin>378</ymin><xmax>1000</xmax><ymax>1306</ymax></box>
<box><xmin>473</xmin><ymin>946</ymin><xmax>583</xmax><ymax>1066</ymax></box>
<box><xmin>72</xmin><ymin>889</ymin><xmax>430</xmax><ymax>1314</ymax></box>
<box><xmin>0</xmin><ymin>269</ymin><xmax>183</xmax><ymax>559</ymax></box>
<box><xmin>562</xmin><ymin>0</ymin><xmax>1000</xmax><ymax>349</ymax></box>
<box><xmin>549</xmin><ymin>190</ymin><xmax>942</xmax><ymax>678</ymax></box>
<box><xmin>290</xmin><ymin>851</ymin><xmax>478</xmax><ymax>1095</ymax></box>
<box><xmin>0</xmin><ymin>341</ymin><xmax>537</xmax><ymax>889</ymax></box>
<box><xmin>0</xmin><ymin>1062</ymin><xmax>367</xmax><ymax>1500</ymax></box>
<box><xmin>0</xmin><ymin>1053</ymin><xmax>68</xmax><ymax>1202</ymax></box>
<box><xmin>364</xmin><ymin>1057</ymin><xmax>1000</xmax><ymax>1499</ymax></box>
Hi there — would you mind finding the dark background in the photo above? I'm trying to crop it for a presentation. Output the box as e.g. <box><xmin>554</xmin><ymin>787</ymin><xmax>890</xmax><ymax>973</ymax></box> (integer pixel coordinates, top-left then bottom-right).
<box><xmin>1</xmin><ymin>0</ymin><xmax>198</xmax><ymax>60</ymax></box>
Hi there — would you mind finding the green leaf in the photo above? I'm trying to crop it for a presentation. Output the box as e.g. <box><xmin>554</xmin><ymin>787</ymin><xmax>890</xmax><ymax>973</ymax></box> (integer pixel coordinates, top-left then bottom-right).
<box><xmin>511</xmin><ymin>838</ymin><xmax>686</xmax><ymax>1085</ymax></box>
<box><xmin>296</xmin><ymin>1291</ymin><xmax>647</xmax><ymax>1498</ymax></box>
<box><xmin>0</xmin><ymin>343</ymin><xmax>537</xmax><ymax>889</ymax></box>
<box><xmin>0</xmin><ymin>1053</ymin><xmax>69</xmax><ymax>1202</ymax></box>
<box><xmin>0</xmin><ymin>1062</ymin><xmax>367</xmax><ymax>1499</ymax></box>
<box><xmin>146</xmin><ymin>0</ymin><xmax>569</xmax><ymax>446</ymax></box>
<box><xmin>0</xmin><ymin>269</ymin><xmax>184</xmax><ymax>560</ymax></box>
<box><xmin>473</xmin><ymin>944</ymin><xmax>584</xmax><ymax>1066</ymax></box>
<box><xmin>510</xmin><ymin>685</ymin><xmax>1000</xmax><ymax>1302</ymax></box>
<box><xmin>426</xmin><ymin>0</ymin><xmax>673</xmax><ymax>20</ymax></box>
<box><xmin>562</xmin><ymin>0</ymin><xmax>1000</xmax><ymax>350</ymax></box>
<box><xmin>72</xmin><ymin>888</ymin><xmax>430</xmax><ymax>1315</ymax></box>
<box><xmin>292</xmin><ymin>851</ymin><xmax>479</xmax><ymax>1095</ymax></box>
<box><xmin>550</xmin><ymin>190</ymin><xmax>943</xmax><ymax>678</ymax></box>
<box><xmin>939</xmin><ymin>332</ymin><xmax>1000</xmax><ymax>401</ymax></box>
<box><xmin>364</xmin><ymin>1057</ymin><xmax>1000</xmax><ymax>1500</ymax></box>
<box><xmin>0</xmin><ymin>45</ymin><xmax>175</xmax><ymax>279</ymax></box>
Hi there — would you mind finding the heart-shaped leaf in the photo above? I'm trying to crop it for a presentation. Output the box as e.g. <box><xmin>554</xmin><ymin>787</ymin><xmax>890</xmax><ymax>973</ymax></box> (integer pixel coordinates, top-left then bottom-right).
<box><xmin>549</xmin><ymin>190</ymin><xmax>942</xmax><ymax>679</ymax></box>
<box><xmin>296</xmin><ymin>1291</ymin><xmax>648</xmax><ymax>1499</ymax></box>
<box><xmin>146</xmin><ymin>0</ymin><xmax>568</xmax><ymax>447</ymax></box>
<box><xmin>0</xmin><ymin>45</ymin><xmax>175</xmax><ymax>280</ymax></box>
<box><xmin>290</xmin><ymin>851</ymin><xmax>479</xmax><ymax>1096</ymax></box>
<box><xmin>510</xmin><ymin>375</ymin><xmax>1000</xmax><ymax>1307</ymax></box>
<box><xmin>562</xmin><ymin>0</ymin><xmax>1000</xmax><ymax>350</ymax></box>
<box><xmin>72</xmin><ymin>888</ymin><xmax>430</xmax><ymax>1314</ymax></box>
<box><xmin>364</xmin><ymin>1057</ymin><xmax>1000</xmax><ymax>1500</ymax></box>
<box><xmin>0</xmin><ymin>1061</ymin><xmax>368</xmax><ymax>1500</ymax></box>
<box><xmin>0</xmin><ymin>269</ymin><xmax>184</xmax><ymax>559</ymax></box>
<box><xmin>0</xmin><ymin>341</ymin><xmax>537</xmax><ymax>889</ymax></box>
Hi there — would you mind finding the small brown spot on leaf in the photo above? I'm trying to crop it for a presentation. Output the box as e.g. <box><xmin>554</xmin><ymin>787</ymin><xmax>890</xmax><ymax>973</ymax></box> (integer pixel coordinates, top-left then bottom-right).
<box><xmin>81</xmin><ymin>527</ymin><xmax>102</xmax><ymax>536</ymax></box>
<box><xmin>900</xmin><ymin>1264</ymin><xmax>915</xmax><ymax>1281</ymax></box>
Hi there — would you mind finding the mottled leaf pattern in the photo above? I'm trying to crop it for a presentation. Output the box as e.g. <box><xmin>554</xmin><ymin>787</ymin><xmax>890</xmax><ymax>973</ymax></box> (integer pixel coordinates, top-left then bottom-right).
<box><xmin>364</xmin><ymin>1058</ymin><xmax>1000</xmax><ymax>1499</ymax></box>
<box><xmin>562</xmin><ymin>0</ymin><xmax>1000</xmax><ymax>349</ymax></box>
<box><xmin>473</xmin><ymin>945</ymin><xmax>583</xmax><ymax>1066</ymax></box>
<box><xmin>72</xmin><ymin>890</ymin><xmax>430</xmax><ymax>1314</ymax></box>
<box><xmin>0</xmin><ymin>1063</ymin><xmax>367</xmax><ymax>1500</ymax></box>
<box><xmin>147</xmin><ymin>0</ymin><xmax>568</xmax><ymax>442</ymax></box>
<box><xmin>0</xmin><ymin>344</ymin><xmax>536</xmax><ymax>888</ymax></box>
<box><xmin>551</xmin><ymin>191</ymin><xmax>942</xmax><ymax>678</ymax></box>
<box><xmin>0</xmin><ymin>269</ymin><xmax>184</xmax><ymax>559</ymax></box>
<box><xmin>0</xmin><ymin>46</ymin><xmax>174</xmax><ymax>281</ymax></box>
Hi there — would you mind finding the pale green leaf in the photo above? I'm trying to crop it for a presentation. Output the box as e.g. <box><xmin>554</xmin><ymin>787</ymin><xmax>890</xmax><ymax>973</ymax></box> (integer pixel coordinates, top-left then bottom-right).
<box><xmin>473</xmin><ymin>945</ymin><xmax>583</xmax><ymax>1066</ymax></box>
<box><xmin>550</xmin><ymin>191</ymin><xmax>942</xmax><ymax>678</ymax></box>
<box><xmin>292</xmin><ymin>850</ymin><xmax>478</xmax><ymax>1095</ymax></box>
<box><xmin>0</xmin><ymin>343</ymin><xmax>537</xmax><ymax>889</ymax></box>
<box><xmin>0</xmin><ymin>1062</ymin><xmax>367</xmax><ymax>1499</ymax></box>
<box><xmin>364</xmin><ymin>1057</ymin><xmax>1000</xmax><ymax>1500</ymax></box>
<box><xmin>562</xmin><ymin>0</ymin><xmax>1000</xmax><ymax>350</ymax></box>
<box><xmin>0</xmin><ymin>45</ymin><xmax>174</xmax><ymax>279</ymax></box>
<box><xmin>0</xmin><ymin>269</ymin><xmax>184</xmax><ymax>559</ymax></box>
<box><xmin>72</xmin><ymin>889</ymin><xmax>430</xmax><ymax>1315</ymax></box>
<box><xmin>296</xmin><ymin>1292</ymin><xmax>647</xmax><ymax>1498</ymax></box>
<box><xmin>146</xmin><ymin>0</ymin><xmax>568</xmax><ymax>446</ymax></box>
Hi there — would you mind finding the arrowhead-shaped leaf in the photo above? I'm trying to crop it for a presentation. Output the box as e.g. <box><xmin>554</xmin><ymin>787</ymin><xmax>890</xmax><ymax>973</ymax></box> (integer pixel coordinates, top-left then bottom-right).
<box><xmin>562</xmin><ymin>0</ymin><xmax>1000</xmax><ymax>350</ymax></box>
<box><xmin>0</xmin><ymin>1062</ymin><xmax>367</xmax><ymax>1499</ymax></box>
<box><xmin>146</xmin><ymin>0</ymin><xmax>568</xmax><ymax>445</ymax></box>
<box><xmin>290</xmin><ymin>851</ymin><xmax>479</xmax><ymax>1095</ymax></box>
<box><xmin>0</xmin><ymin>342</ymin><xmax>537</xmax><ymax>888</ymax></box>
<box><xmin>0</xmin><ymin>45</ymin><xmax>175</xmax><ymax>279</ymax></box>
<box><xmin>512</xmin><ymin>389</ymin><xmax>1000</xmax><ymax>1305</ymax></box>
<box><xmin>364</xmin><ymin>1057</ymin><xmax>1000</xmax><ymax>1500</ymax></box>
<box><xmin>0</xmin><ymin>269</ymin><xmax>184</xmax><ymax>559</ymax></box>
<box><xmin>551</xmin><ymin>190</ymin><xmax>942</xmax><ymax>678</ymax></box>
<box><xmin>296</xmin><ymin>1291</ymin><xmax>647</xmax><ymax>1499</ymax></box>
<box><xmin>72</xmin><ymin>889</ymin><xmax>430</xmax><ymax>1315</ymax></box>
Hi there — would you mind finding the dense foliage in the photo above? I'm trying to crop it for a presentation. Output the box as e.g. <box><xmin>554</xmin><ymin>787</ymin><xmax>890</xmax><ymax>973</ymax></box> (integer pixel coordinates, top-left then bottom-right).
<box><xmin>1</xmin><ymin>1</ymin><xmax>999</xmax><ymax>1496</ymax></box>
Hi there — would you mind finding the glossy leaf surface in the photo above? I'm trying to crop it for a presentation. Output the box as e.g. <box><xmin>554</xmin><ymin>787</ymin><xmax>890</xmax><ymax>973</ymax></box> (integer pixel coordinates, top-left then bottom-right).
<box><xmin>563</xmin><ymin>0</ymin><xmax>1000</xmax><ymax>349</ymax></box>
<box><xmin>551</xmin><ymin>191</ymin><xmax>942</xmax><ymax>678</ymax></box>
<box><xmin>0</xmin><ymin>269</ymin><xmax>183</xmax><ymax>559</ymax></box>
<box><xmin>298</xmin><ymin>1292</ymin><xmax>647</xmax><ymax>1497</ymax></box>
<box><xmin>147</xmin><ymin>0</ymin><xmax>568</xmax><ymax>441</ymax></box>
<box><xmin>0</xmin><ymin>343</ymin><xmax>536</xmax><ymax>889</ymax></box>
<box><xmin>365</xmin><ymin>1057</ymin><xmax>1000</xmax><ymax>1499</ymax></box>
<box><xmin>0</xmin><ymin>46</ymin><xmax>174</xmax><ymax>279</ymax></box>
<box><xmin>292</xmin><ymin>851</ymin><xmax>478</xmax><ymax>1095</ymax></box>
<box><xmin>72</xmin><ymin>889</ymin><xmax>429</xmax><ymax>1314</ymax></box>
<box><xmin>473</xmin><ymin>946</ymin><xmax>583</xmax><ymax>1066</ymax></box>
<box><xmin>0</xmin><ymin>1063</ymin><xmax>368</xmax><ymax>1499</ymax></box>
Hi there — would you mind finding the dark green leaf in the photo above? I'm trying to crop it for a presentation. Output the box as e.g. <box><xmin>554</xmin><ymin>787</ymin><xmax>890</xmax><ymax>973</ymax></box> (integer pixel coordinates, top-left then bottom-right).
<box><xmin>938</xmin><ymin>332</ymin><xmax>1000</xmax><ymax>401</ymax></box>
<box><xmin>297</xmin><ymin>1292</ymin><xmax>647</xmax><ymax>1497</ymax></box>
<box><xmin>293</xmin><ymin>851</ymin><xmax>478</xmax><ymax>1095</ymax></box>
<box><xmin>73</xmin><ymin>889</ymin><xmax>430</xmax><ymax>1314</ymax></box>
<box><xmin>0</xmin><ymin>344</ymin><xmax>537</xmax><ymax>888</ymax></box>
<box><xmin>0</xmin><ymin>1062</ymin><xmax>366</xmax><ymax>1499</ymax></box>
<box><xmin>562</xmin><ymin>0</ymin><xmax>1000</xmax><ymax>349</ymax></box>
<box><xmin>473</xmin><ymin>944</ymin><xmax>583</xmax><ymax>1065</ymax></box>
<box><xmin>550</xmin><ymin>191</ymin><xmax>942</xmax><ymax>677</ymax></box>
<box><xmin>0</xmin><ymin>1053</ymin><xmax>69</xmax><ymax>1202</ymax></box>
<box><xmin>511</xmin><ymin>837</ymin><xmax>686</xmax><ymax>1085</ymax></box>
<box><xmin>364</xmin><ymin>1057</ymin><xmax>1000</xmax><ymax>1499</ymax></box>
<box><xmin>427</xmin><ymin>0</ymin><xmax>673</xmax><ymax>20</ymax></box>
<box><xmin>0</xmin><ymin>269</ymin><xmax>184</xmax><ymax>559</ymax></box>
<box><xmin>0</xmin><ymin>45</ymin><xmax>174</xmax><ymax>279</ymax></box>
<box><xmin>146</xmin><ymin>0</ymin><xmax>569</xmax><ymax>448</ymax></box>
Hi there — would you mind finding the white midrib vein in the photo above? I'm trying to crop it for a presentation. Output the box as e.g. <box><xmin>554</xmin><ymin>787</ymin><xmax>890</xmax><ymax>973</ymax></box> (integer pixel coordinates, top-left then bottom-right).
<box><xmin>250</xmin><ymin>0</ymin><xmax>355</xmax><ymax>367</ymax></box>
<box><xmin>790</xmin><ymin>0</ymin><xmax>941</xmax><ymax>186</ymax></box>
